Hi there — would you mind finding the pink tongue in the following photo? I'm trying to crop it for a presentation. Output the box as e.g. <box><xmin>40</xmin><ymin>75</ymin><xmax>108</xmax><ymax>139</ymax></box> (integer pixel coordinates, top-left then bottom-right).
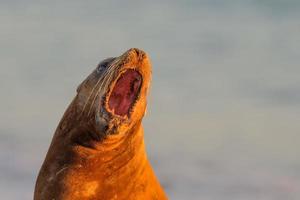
<box><xmin>108</xmin><ymin>69</ymin><xmax>142</xmax><ymax>116</ymax></box>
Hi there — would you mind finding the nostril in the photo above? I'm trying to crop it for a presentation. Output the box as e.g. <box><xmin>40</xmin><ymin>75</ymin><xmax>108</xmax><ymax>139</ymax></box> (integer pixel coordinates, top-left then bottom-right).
<box><xmin>134</xmin><ymin>49</ymin><xmax>140</xmax><ymax>57</ymax></box>
<box><xmin>130</xmin><ymin>48</ymin><xmax>145</xmax><ymax>59</ymax></box>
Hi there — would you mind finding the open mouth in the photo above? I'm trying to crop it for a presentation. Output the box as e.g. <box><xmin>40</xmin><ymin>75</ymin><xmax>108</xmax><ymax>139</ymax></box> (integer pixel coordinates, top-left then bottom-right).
<box><xmin>108</xmin><ymin>69</ymin><xmax>142</xmax><ymax>117</ymax></box>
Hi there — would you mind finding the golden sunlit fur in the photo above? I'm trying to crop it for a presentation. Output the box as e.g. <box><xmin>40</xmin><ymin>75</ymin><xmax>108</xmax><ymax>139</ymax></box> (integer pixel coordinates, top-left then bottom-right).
<box><xmin>34</xmin><ymin>48</ymin><xmax>168</xmax><ymax>200</ymax></box>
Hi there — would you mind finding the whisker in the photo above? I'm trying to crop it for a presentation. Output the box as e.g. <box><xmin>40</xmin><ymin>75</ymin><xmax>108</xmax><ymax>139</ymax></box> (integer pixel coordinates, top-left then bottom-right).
<box><xmin>86</xmin><ymin>62</ymin><xmax>117</xmax><ymax>116</ymax></box>
<box><xmin>86</xmin><ymin>77</ymin><xmax>106</xmax><ymax>116</ymax></box>
<box><xmin>80</xmin><ymin>63</ymin><xmax>113</xmax><ymax>118</ymax></box>
<box><xmin>80</xmin><ymin>77</ymin><xmax>102</xmax><ymax>117</ymax></box>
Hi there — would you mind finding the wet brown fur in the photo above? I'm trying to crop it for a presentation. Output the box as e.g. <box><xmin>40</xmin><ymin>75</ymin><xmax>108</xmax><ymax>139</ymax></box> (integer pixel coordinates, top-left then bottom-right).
<box><xmin>34</xmin><ymin>48</ymin><xmax>168</xmax><ymax>200</ymax></box>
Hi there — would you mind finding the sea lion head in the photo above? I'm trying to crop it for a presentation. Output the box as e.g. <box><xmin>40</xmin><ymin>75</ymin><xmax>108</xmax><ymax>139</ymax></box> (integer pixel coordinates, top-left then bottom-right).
<box><xmin>74</xmin><ymin>48</ymin><xmax>151</xmax><ymax>140</ymax></box>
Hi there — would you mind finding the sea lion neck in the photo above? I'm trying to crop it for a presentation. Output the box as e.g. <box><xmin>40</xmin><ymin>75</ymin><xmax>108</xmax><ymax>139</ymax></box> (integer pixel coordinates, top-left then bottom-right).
<box><xmin>73</xmin><ymin>122</ymin><xmax>145</xmax><ymax>166</ymax></box>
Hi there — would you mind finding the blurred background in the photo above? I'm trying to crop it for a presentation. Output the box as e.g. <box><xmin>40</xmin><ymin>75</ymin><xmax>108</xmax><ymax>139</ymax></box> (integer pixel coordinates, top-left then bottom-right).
<box><xmin>1</xmin><ymin>0</ymin><xmax>300</xmax><ymax>199</ymax></box>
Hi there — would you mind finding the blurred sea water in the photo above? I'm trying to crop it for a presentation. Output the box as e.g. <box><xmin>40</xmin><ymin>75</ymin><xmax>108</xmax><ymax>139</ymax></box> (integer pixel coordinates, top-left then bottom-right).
<box><xmin>1</xmin><ymin>1</ymin><xmax>300</xmax><ymax>199</ymax></box>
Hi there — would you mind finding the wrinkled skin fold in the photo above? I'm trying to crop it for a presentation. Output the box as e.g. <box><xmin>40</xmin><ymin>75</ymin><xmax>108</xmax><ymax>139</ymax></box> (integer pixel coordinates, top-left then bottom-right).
<box><xmin>34</xmin><ymin>48</ymin><xmax>168</xmax><ymax>200</ymax></box>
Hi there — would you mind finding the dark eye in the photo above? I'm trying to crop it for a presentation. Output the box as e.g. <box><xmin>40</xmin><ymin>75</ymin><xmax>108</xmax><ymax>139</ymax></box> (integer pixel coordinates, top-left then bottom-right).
<box><xmin>97</xmin><ymin>62</ymin><xmax>108</xmax><ymax>73</ymax></box>
<box><xmin>97</xmin><ymin>57</ymin><xmax>115</xmax><ymax>73</ymax></box>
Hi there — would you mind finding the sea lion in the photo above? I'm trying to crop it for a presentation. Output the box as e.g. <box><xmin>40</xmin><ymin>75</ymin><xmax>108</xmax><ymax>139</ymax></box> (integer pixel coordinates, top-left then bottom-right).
<box><xmin>34</xmin><ymin>48</ymin><xmax>168</xmax><ymax>200</ymax></box>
